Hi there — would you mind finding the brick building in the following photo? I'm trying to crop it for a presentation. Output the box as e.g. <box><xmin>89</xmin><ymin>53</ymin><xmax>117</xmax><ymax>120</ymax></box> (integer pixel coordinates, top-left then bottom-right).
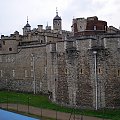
<box><xmin>71</xmin><ymin>16</ymin><xmax>107</xmax><ymax>36</ymax></box>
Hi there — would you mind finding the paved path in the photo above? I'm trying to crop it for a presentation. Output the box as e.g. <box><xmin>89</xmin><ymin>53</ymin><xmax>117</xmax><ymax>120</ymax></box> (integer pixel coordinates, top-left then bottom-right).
<box><xmin>0</xmin><ymin>103</ymin><xmax>110</xmax><ymax>120</ymax></box>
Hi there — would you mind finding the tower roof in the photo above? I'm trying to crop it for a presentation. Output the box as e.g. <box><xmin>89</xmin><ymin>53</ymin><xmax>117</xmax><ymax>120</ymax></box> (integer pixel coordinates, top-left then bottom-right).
<box><xmin>25</xmin><ymin>22</ymin><xmax>31</xmax><ymax>27</ymax></box>
<box><xmin>53</xmin><ymin>8</ymin><xmax>61</xmax><ymax>20</ymax></box>
<box><xmin>54</xmin><ymin>15</ymin><xmax>61</xmax><ymax>20</ymax></box>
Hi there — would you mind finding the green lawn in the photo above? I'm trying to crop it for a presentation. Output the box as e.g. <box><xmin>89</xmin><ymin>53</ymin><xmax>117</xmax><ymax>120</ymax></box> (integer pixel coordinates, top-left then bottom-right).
<box><xmin>0</xmin><ymin>91</ymin><xmax>120</xmax><ymax>120</ymax></box>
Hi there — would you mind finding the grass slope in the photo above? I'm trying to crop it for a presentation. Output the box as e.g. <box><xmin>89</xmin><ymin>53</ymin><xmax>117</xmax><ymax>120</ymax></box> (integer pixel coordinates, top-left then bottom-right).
<box><xmin>0</xmin><ymin>91</ymin><xmax>120</xmax><ymax>120</ymax></box>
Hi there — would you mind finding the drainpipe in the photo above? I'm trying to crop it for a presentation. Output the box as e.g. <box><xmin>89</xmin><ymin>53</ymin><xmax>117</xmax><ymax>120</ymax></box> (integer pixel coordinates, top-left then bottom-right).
<box><xmin>93</xmin><ymin>51</ymin><xmax>98</xmax><ymax>110</ymax></box>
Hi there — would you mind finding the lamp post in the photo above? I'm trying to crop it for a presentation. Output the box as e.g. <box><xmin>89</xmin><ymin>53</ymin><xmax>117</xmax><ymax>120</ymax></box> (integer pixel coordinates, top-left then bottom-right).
<box><xmin>31</xmin><ymin>53</ymin><xmax>44</xmax><ymax>94</ymax></box>
<box><xmin>31</xmin><ymin>53</ymin><xmax>36</xmax><ymax>94</ymax></box>
<box><xmin>93</xmin><ymin>51</ymin><xmax>98</xmax><ymax>110</ymax></box>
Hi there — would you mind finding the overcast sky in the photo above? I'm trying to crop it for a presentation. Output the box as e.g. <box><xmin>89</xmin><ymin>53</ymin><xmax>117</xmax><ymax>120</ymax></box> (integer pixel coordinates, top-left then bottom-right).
<box><xmin>0</xmin><ymin>0</ymin><xmax>120</xmax><ymax>35</ymax></box>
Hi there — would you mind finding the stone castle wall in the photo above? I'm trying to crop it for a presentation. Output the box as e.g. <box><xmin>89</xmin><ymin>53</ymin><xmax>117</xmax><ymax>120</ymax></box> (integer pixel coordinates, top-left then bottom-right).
<box><xmin>47</xmin><ymin>34</ymin><xmax>120</xmax><ymax>109</ymax></box>
<box><xmin>0</xmin><ymin>33</ymin><xmax>120</xmax><ymax>109</ymax></box>
<box><xmin>0</xmin><ymin>44</ymin><xmax>48</xmax><ymax>93</ymax></box>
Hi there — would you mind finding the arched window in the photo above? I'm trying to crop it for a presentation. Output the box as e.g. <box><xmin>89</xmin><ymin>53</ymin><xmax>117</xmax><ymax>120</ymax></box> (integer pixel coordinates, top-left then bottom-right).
<box><xmin>41</xmin><ymin>40</ymin><xmax>43</xmax><ymax>43</ymax></box>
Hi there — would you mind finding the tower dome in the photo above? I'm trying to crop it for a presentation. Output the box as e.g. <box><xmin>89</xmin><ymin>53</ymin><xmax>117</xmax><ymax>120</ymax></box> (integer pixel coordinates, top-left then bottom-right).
<box><xmin>53</xmin><ymin>10</ymin><xmax>61</xmax><ymax>20</ymax></box>
<box><xmin>25</xmin><ymin>21</ymin><xmax>31</xmax><ymax>27</ymax></box>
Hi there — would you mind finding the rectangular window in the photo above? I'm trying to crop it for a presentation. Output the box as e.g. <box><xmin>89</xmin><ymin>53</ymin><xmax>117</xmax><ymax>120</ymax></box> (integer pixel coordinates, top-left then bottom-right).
<box><xmin>50</xmin><ymin>44</ymin><xmax>52</xmax><ymax>52</ymax></box>
<box><xmin>80</xmin><ymin>68</ymin><xmax>84</xmax><ymax>74</ymax></box>
<box><xmin>7</xmin><ymin>57</ymin><xmax>11</xmax><ymax>62</ymax></box>
<box><xmin>118</xmin><ymin>70</ymin><xmax>120</xmax><ymax>77</ymax></box>
<box><xmin>45</xmin><ymin>36</ymin><xmax>47</xmax><ymax>43</ymax></box>
<box><xmin>52</xmin><ymin>44</ymin><xmax>56</xmax><ymax>52</ymax></box>
<box><xmin>0</xmin><ymin>56</ymin><xmax>2</xmax><ymax>62</ymax></box>
<box><xmin>11</xmin><ymin>57</ymin><xmax>15</xmax><ymax>62</ymax></box>
<box><xmin>64</xmin><ymin>41</ymin><xmax>67</xmax><ymax>49</ymax></box>
<box><xmin>104</xmin><ymin>38</ymin><xmax>107</xmax><ymax>48</ymax></box>
<box><xmin>76</xmin><ymin>40</ymin><xmax>79</xmax><ymax>50</ymax></box>
<box><xmin>80</xmin><ymin>69</ymin><xmax>83</xmax><ymax>74</ymax></box>
<box><xmin>9</xmin><ymin>48</ymin><xmax>12</xmax><ymax>51</ymax></box>
<box><xmin>5</xmin><ymin>56</ymin><xmax>8</xmax><ymax>62</ymax></box>
<box><xmin>65</xmin><ymin>68</ymin><xmax>69</xmax><ymax>75</ymax></box>
<box><xmin>41</xmin><ymin>40</ymin><xmax>43</xmax><ymax>43</ymax></box>
<box><xmin>56</xmin><ymin>43</ymin><xmax>58</xmax><ymax>51</ymax></box>
<box><xmin>3</xmin><ymin>41</ymin><xmax>5</xmax><ymax>45</ymax></box>
<box><xmin>45</xmin><ymin>66</ymin><xmax>47</xmax><ymax>73</ymax></box>
<box><xmin>31</xmin><ymin>61</ymin><xmax>33</xmax><ymax>66</ymax></box>
<box><xmin>12</xmin><ymin>70</ymin><xmax>15</xmax><ymax>77</ymax></box>
<box><xmin>98</xmin><ymin>67</ymin><xmax>102</xmax><ymax>74</ymax></box>
<box><xmin>89</xmin><ymin>39</ymin><xmax>92</xmax><ymax>48</ymax></box>
<box><xmin>0</xmin><ymin>70</ymin><xmax>3</xmax><ymax>77</ymax></box>
<box><xmin>25</xmin><ymin>70</ymin><xmax>28</xmax><ymax>77</ymax></box>
<box><xmin>31</xmin><ymin>70</ymin><xmax>33</xmax><ymax>77</ymax></box>
<box><xmin>118</xmin><ymin>39</ymin><xmax>120</xmax><ymax>48</ymax></box>
<box><xmin>94</xmin><ymin>26</ymin><xmax>97</xmax><ymax>30</ymax></box>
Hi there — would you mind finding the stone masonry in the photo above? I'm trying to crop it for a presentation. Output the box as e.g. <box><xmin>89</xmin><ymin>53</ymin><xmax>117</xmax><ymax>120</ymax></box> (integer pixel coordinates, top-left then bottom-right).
<box><xmin>0</xmin><ymin>15</ymin><xmax>120</xmax><ymax>109</ymax></box>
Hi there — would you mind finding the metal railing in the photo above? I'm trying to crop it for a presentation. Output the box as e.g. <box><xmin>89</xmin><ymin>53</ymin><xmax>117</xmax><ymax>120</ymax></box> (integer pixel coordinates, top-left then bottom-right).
<box><xmin>0</xmin><ymin>93</ymin><xmax>113</xmax><ymax>120</ymax></box>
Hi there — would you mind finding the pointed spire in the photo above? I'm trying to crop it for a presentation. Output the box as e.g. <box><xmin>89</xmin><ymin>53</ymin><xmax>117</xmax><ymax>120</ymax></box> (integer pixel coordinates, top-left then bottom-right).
<box><xmin>25</xmin><ymin>16</ymin><xmax>31</xmax><ymax>27</ymax></box>
<box><xmin>46</xmin><ymin>22</ymin><xmax>49</xmax><ymax>30</ymax></box>
<box><xmin>56</xmin><ymin>7</ymin><xmax>58</xmax><ymax>16</ymax></box>
<box><xmin>53</xmin><ymin>7</ymin><xmax>61</xmax><ymax>20</ymax></box>
<box><xmin>47</xmin><ymin>22</ymin><xmax>48</xmax><ymax>27</ymax></box>
<box><xmin>27</xmin><ymin>16</ymin><xmax>28</xmax><ymax>24</ymax></box>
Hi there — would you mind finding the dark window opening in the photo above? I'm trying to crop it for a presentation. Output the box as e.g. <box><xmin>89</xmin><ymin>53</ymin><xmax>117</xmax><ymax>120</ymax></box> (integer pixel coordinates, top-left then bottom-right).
<box><xmin>80</xmin><ymin>68</ymin><xmax>83</xmax><ymax>74</ymax></box>
<box><xmin>41</xmin><ymin>40</ymin><xmax>43</xmax><ymax>43</ymax></box>
<box><xmin>98</xmin><ymin>67</ymin><xmax>102</xmax><ymax>74</ymax></box>
<box><xmin>98</xmin><ymin>68</ymin><xmax>101</xmax><ymax>74</ymax></box>
<box><xmin>9</xmin><ymin>48</ymin><xmax>12</xmax><ymax>51</ymax></box>
<box><xmin>67</xmin><ymin>34</ymin><xmax>69</xmax><ymax>37</ymax></box>
<box><xmin>65</xmin><ymin>69</ymin><xmax>68</xmax><ymax>74</ymax></box>
<box><xmin>65</xmin><ymin>68</ymin><xmax>70</xmax><ymax>75</ymax></box>
<box><xmin>118</xmin><ymin>70</ymin><xmax>120</xmax><ymax>76</ymax></box>
<box><xmin>3</xmin><ymin>41</ymin><xmax>5</xmax><ymax>45</ymax></box>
